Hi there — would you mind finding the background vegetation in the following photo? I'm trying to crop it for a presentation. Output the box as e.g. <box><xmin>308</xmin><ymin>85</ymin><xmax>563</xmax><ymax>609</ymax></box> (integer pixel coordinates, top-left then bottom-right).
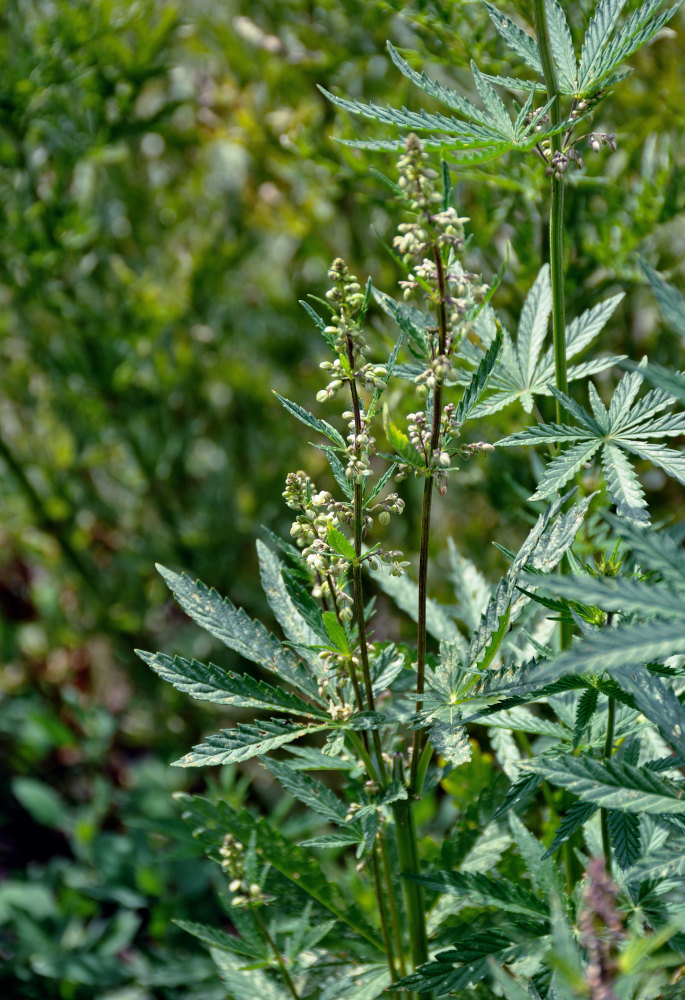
<box><xmin>1</xmin><ymin>0</ymin><xmax>683</xmax><ymax>996</ymax></box>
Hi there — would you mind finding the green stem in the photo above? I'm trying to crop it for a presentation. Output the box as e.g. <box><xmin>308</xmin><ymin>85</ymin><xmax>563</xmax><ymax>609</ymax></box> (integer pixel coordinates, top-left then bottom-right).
<box><xmin>254</xmin><ymin>908</ymin><xmax>301</xmax><ymax>1000</ymax></box>
<box><xmin>533</xmin><ymin>0</ymin><xmax>567</xmax><ymax>422</ymax></box>
<box><xmin>379</xmin><ymin>830</ymin><xmax>408</xmax><ymax>978</ymax></box>
<box><xmin>392</xmin><ymin>757</ymin><xmax>429</xmax><ymax>994</ymax></box>
<box><xmin>409</xmin><ymin>245</ymin><xmax>447</xmax><ymax>792</ymax></box>
<box><xmin>601</xmin><ymin>696</ymin><xmax>616</xmax><ymax>875</ymax></box>
<box><xmin>372</xmin><ymin>845</ymin><xmax>399</xmax><ymax>983</ymax></box>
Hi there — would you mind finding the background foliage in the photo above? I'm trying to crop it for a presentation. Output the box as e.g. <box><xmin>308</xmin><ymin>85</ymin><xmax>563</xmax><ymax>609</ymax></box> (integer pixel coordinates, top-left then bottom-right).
<box><xmin>1</xmin><ymin>0</ymin><xmax>684</xmax><ymax>996</ymax></box>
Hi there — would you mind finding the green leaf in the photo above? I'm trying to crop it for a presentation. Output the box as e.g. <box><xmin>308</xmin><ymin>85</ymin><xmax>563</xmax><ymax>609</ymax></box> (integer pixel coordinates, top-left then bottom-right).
<box><xmin>541</xmin><ymin>800</ymin><xmax>598</xmax><ymax>859</ymax></box>
<box><xmin>411</xmin><ymin>869</ymin><xmax>547</xmax><ymax>919</ymax></box>
<box><xmin>447</xmin><ymin>537</ymin><xmax>490</xmax><ymax>634</ymax></box>
<box><xmin>593</xmin><ymin>1</ymin><xmax>684</xmax><ymax>90</ymax></box>
<box><xmin>138</xmin><ymin>651</ymin><xmax>329</xmax><ymax>717</ymax></box>
<box><xmin>639</xmin><ymin>256</ymin><xmax>685</xmax><ymax>337</ymax></box>
<box><xmin>492</xmin><ymin>771</ymin><xmax>543</xmax><ymax>820</ymax></box>
<box><xmin>455</xmin><ymin>329</ymin><xmax>503</xmax><ymax>424</ymax></box>
<box><xmin>530</xmin><ymin>439</ymin><xmax>602</xmax><ymax>500</ymax></box>
<box><xmin>573</xmin><ymin>688</ymin><xmax>599</xmax><ymax>749</ymax></box>
<box><xmin>516</xmin><ymin>265</ymin><xmax>552</xmax><ymax>384</ymax></box>
<box><xmin>470</xmin><ymin>60</ymin><xmax>514</xmax><ymax>138</ymax></box>
<box><xmin>601</xmin><ymin>442</ymin><xmax>648</xmax><ymax>523</ymax></box>
<box><xmin>429</xmin><ymin>718</ymin><xmax>472</xmax><ymax>767</ymax></box>
<box><xmin>175</xmin><ymin>920</ymin><xmax>262</xmax><ymax>960</ymax></box>
<box><xmin>176</xmin><ymin>793</ymin><xmax>384</xmax><ymax>952</ymax></box>
<box><xmin>282</xmin><ymin>571</ymin><xmax>330</xmax><ymax>644</ymax></box>
<box><xmin>257</xmin><ymin>540</ymin><xmax>323</xmax><ymax>647</ymax></box>
<box><xmin>319</xmin><ymin>445</ymin><xmax>354</xmax><ymax>500</ymax></box>
<box><xmin>613</xmin><ymin>664</ymin><xmax>685</xmax><ymax>758</ymax></box>
<box><xmin>386</xmin><ymin>42</ymin><xmax>493</xmax><ymax>126</ymax></box>
<box><xmin>518</xmin><ymin>620</ymin><xmax>685</xmax><ymax>690</ymax></box>
<box><xmin>383</xmin><ymin>411</ymin><xmax>425</xmax><ymax>469</ymax></box>
<box><xmin>545</xmin><ymin>0</ymin><xmax>578</xmax><ymax>92</ymax></box>
<box><xmin>273</xmin><ymin>392</ymin><xmax>346</xmax><ymax>449</ymax></box>
<box><xmin>11</xmin><ymin>778</ymin><xmax>67</xmax><ymax>831</ymax></box>
<box><xmin>174</xmin><ymin>719</ymin><xmax>330</xmax><ymax>767</ymax></box>
<box><xmin>481</xmin><ymin>2</ymin><xmax>543</xmax><ymax>74</ymax></box>
<box><xmin>578</xmin><ymin>0</ymin><xmax>628</xmax><ymax>93</ymax></box>
<box><xmin>607</xmin><ymin>808</ymin><xmax>641</xmax><ymax>870</ymax></box>
<box><xmin>211</xmin><ymin>948</ymin><xmax>290</xmax><ymax>1000</ymax></box>
<box><xmin>156</xmin><ymin>565</ymin><xmax>321</xmax><ymax>699</ymax></box>
<box><xmin>373</xmin><ymin>288</ymin><xmax>429</xmax><ymax>353</ymax></box>
<box><xmin>322</xmin><ymin>610</ymin><xmax>350</xmax><ymax>654</ymax></box>
<box><xmin>263</xmin><ymin>758</ymin><xmax>353</xmax><ymax>827</ymax></box>
<box><xmin>326</xmin><ymin>525</ymin><xmax>356</xmax><ymax>561</ymax></box>
<box><xmin>524</xmin><ymin>754</ymin><xmax>685</xmax><ymax>814</ymax></box>
<box><xmin>300</xmin><ymin>299</ymin><xmax>335</xmax><ymax>348</ymax></box>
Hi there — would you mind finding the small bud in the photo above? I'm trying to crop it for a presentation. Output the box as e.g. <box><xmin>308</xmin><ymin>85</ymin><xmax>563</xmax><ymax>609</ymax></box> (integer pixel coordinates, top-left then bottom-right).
<box><xmin>339</xmin><ymin>606</ymin><xmax>353</xmax><ymax>623</ymax></box>
<box><xmin>378</xmin><ymin>510</ymin><xmax>391</xmax><ymax>526</ymax></box>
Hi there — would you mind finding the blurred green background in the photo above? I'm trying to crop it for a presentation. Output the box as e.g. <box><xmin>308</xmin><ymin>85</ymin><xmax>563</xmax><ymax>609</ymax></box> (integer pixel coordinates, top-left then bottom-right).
<box><xmin>1</xmin><ymin>0</ymin><xmax>683</xmax><ymax>996</ymax></box>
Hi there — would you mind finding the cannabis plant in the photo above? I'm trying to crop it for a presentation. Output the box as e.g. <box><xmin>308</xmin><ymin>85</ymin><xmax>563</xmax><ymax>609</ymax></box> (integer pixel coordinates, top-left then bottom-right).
<box><xmin>139</xmin><ymin>2</ymin><xmax>685</xmax><ymax>997</ymax></box>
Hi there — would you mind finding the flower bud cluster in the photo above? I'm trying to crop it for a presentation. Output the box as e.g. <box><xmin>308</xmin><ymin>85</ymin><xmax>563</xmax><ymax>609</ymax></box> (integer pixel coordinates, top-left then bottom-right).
<box><xmin>219</xmin><ymin>834</ymin><xmax>265</xmax><ymax>907</ymax></box>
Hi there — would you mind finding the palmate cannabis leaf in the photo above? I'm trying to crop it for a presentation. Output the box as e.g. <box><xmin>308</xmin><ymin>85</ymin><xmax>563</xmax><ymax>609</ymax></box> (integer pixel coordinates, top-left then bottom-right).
<box><xmin>320</xmin><ymin>41</ymin><xmax>562</xmax><ymax>165</ymax></box>
<box><xmin>320</xmin><ymin>0</ymin><xmax>683</xmax><ymax>167</ymax></box>
<box><xmin>465</xmin><ymin>266</ymin><xmax>625</xmax><ymax>416</ymax></box>
<box><xmin>498</xmin><ymin>365</ymin><xmax>685</xmax><ymax>523</ymax></box>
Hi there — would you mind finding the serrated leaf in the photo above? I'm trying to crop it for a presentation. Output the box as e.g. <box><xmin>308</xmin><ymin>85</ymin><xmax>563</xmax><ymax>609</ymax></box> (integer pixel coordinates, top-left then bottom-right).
<box><xmin>327</xmin><ymin>525</ymin><xmax>356</xmax><ymax>561</ymax></box>
<box><xmin>373</xmin><ymin>288</ymin><xmax>430</xmax><ymax>353</ymax></box>
<box><xmin>175</xmin><ymin>719</ymin><xmax>331</xmax><ymax>767</ymax></box>
<box><xmin>640</xmin><ymin>255</ymin><xmax>685</xmax><ymax>337</ymax></box>
<box><xmin>545</xmin><ymin>0</ymin><xmax>578</xmax><ymax>92</ymax></box>
<box><xmin>273</xmin><ymin>392</ymin><xmax>346</xmax><ymax>449</ymax></box>
<box><xmin>156</xmin><ymin>565</ymin><xmax>321</xmax><ymax>699</ymax></box>
<box><xmin>411</xmin><ymin>869</ymin><xmax>547</xmax><ymax>919</ymax></box>
<box><xmin>481</xmin><ymin>2</ymin><xmax>543</xmax><ymax>73</ymax></box>
<box><xmin>257</xmin><ymin>540</ymin><xmax>322</xmax><ymax>647</ymax></box>
<box><xmin>429</xmin><ymin>718</ymin><xmax>472</xmax><ymax>767</ymax></box>
<box><xmin>322</xmin><ymin>610</ymin><xmax>350</xmax><ymax>654</ymax></box>
<box><xmin>578</xmin><ymin>0</ymin><xmax>628</xmax><ymax>93</ymax></box>
<box><xmin>263</xmin><ymin>758</ymin><xmax>353</xmax><ymax>827</ymax></box>
<box><xmin>572</xmin><ymin>685</ymin><xmax>606</xmax><ymax>747</ymax></box>
<box><xmin>175</xmin><ymin>793</ymin><xmax>384</xmax><ymax>952</ymax></box>
<box><xmin>300</xmin><ymin>299</ymin><xmax>335</xmax><ymax>348</ymax></box>
<box><xmin>383</xmin><ymin>412</ymin><xmax>425</xmax><ymax>469</ymax></box>
<box><xmin>542</xmin><ymin>800</ymin><xmax>598</xmax><ymax>859</ymax></box>
<box><xmin>470</xmin><ymin>60</ymin><xmax>514</xmax><ymax>137</ymax></box>
<box><xmin>386</xmin><ymin>42</ymin><xmax>493</xmax><ymax>125</ymax></box>
<box><xmin>525</xmin><ymin>754</ymin><xmax>685</xmax><ymax>814</ymax></box>
<box><xmin>211</xmin><ymin>948</ymin><xmax>288</xmax><ymax>1000</ymax></box>
<box><xmin>612</xmin><ymin>663</ymin><xmax>685</xmax><ymax>758</ymax></box>
<box><xmin>530</xmin><ymin>439</ymin><xmax>603</xmax><ymax>499</ymax></box>
<box><xmin>492</xmin><ymin>771</ymin><xmax>543</xmax><ymax>821</ymax></box>
<box><xmin>138</xmin><ymin>651</ymin><xmax>329</xmax><ymax>718</ymax></box>
<box><xmin>607</xmin><ymin>808</ymin><xmax>641</xmax><ymax>869</ymax></box>
<box><xmin>593</xmin><ymin>1</ymin><xmax>684</xmax><ymax>90</ymax></box>
<box><xmin>319</xmin><ymin>444</ymin><xmax>354</xmax><ymax>500</ymax></box>
<box><xmin>455</xmin><ymin>329</ymin><xmax>503</xmax><ymax>424</ymax></box>
<box><xmin>601</xmin><ymin>442</ymin><xmax>648</xmax><ymax>523</ymax></box>
<box><xmin>447</xmin><ymin>537</ymin><xmax>491</xmax><ymax>634</ymax></box>
<box><xmin>517</xmin><ymin>265</ymin><xmax>552</xmax><ymax>384</ymax></box>
<box><xmin>175</xmin><ymin>920</ymin><xmax>263</xmax><ymax>960</ymax></box>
